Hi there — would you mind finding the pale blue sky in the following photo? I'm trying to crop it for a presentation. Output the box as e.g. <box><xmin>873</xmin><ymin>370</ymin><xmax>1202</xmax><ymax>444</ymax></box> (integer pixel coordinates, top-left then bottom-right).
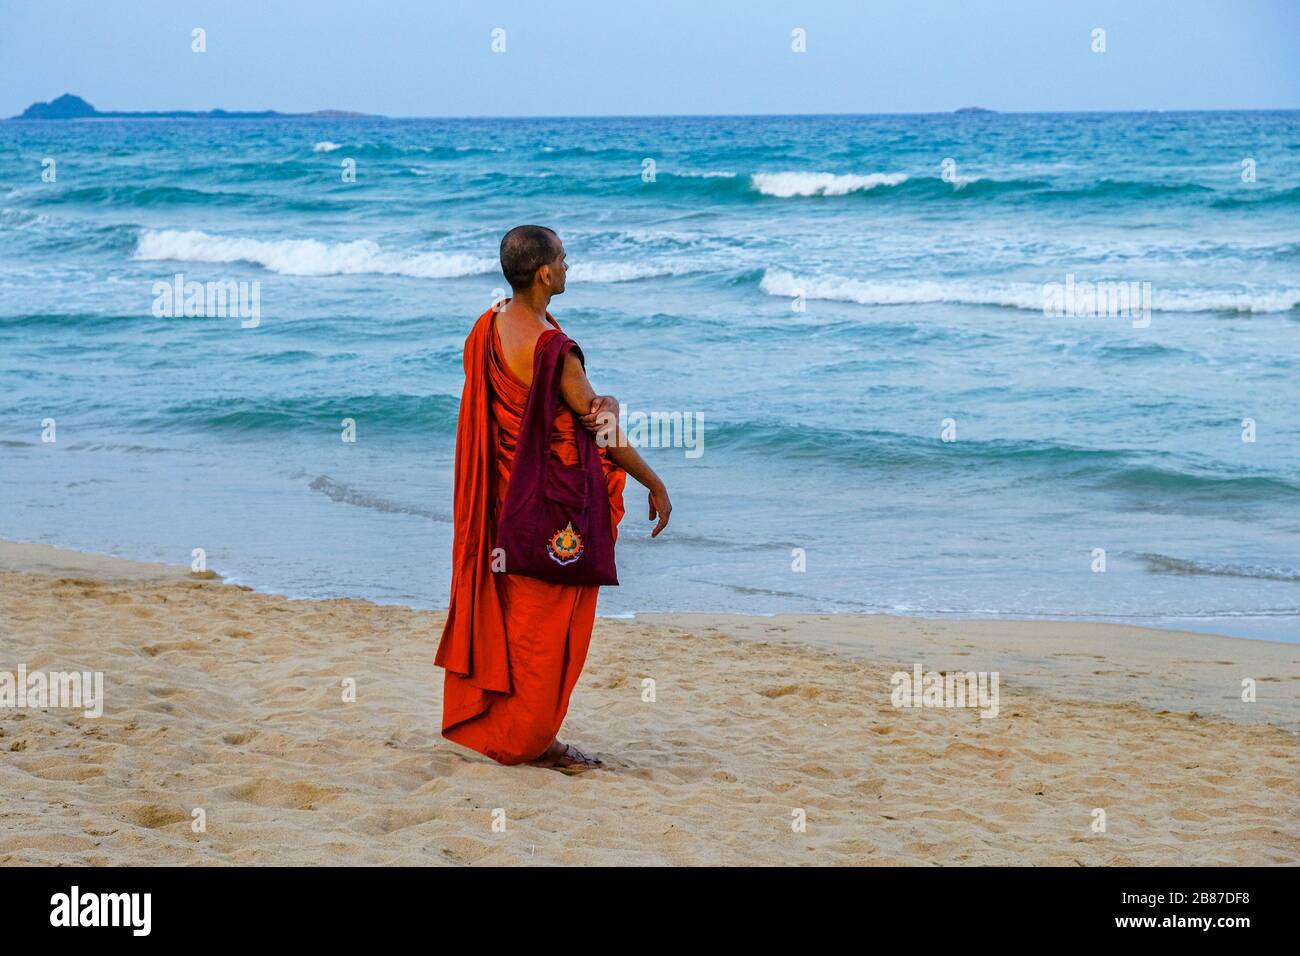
<box><xmin>2</xmin><ymin>0</ymin><xmax>1297</xmax><ymax>117</ymax></box>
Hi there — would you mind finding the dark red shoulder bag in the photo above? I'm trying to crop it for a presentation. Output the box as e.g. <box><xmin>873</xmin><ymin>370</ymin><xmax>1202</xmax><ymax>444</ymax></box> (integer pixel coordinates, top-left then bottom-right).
<box><xmin>493</xmin><ymin>331</ymin><xmax>619</xmax><ymax>586</ymax></box>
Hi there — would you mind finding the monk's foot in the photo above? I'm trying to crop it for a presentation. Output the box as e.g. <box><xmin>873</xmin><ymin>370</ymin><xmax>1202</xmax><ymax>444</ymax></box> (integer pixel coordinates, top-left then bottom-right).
<box><xmin>529</xmin><ymin>739</ymin><xmax>603</xmax><ymax>775</ymax></box>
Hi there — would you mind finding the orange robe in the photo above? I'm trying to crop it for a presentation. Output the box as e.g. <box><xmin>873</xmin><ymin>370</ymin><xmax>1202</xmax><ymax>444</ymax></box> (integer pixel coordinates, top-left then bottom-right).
<box><xmin>435</xmin><ymin>304</ymin><xmax>626</xmax><ymax>765</ymax></box>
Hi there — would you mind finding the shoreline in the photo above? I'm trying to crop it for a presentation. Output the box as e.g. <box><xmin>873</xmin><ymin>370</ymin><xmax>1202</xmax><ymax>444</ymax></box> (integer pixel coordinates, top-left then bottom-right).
<box><xmin>2</xmin><ymin>539</ymin><xmax>1296</xmax><ymax>864</ymax></box>
<box><xmin>0</xmin><ymin>536</ymin><xmax>1289</xmax><ymax>646</ymax></box>
<box><xmin>5</xmin><ymin>535</ymin><xmax>1294</xmax><ymax>738</ymax></box>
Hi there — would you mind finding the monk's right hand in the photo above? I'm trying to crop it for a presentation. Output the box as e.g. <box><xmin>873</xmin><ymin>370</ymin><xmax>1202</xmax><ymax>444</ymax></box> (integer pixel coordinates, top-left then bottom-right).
<box><xmin>648</xmin><ymin>481</ymin><xmax>672</xmax><ymax>537</ymax></box>
<box><xmin>580</xmin><ymin>395</ymin><xmax>619</xmax><ymax>434</ymax></box>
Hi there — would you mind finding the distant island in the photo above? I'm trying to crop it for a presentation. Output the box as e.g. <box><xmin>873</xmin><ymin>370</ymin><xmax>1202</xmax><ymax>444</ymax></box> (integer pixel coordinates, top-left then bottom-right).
<box><xmin>12</xmin><ymin>93</ymin><xmax>376</xmax><ymax>120</ymax></box>
<box><xmin>955</xmin><ymin>107</ymin><xmax>996</xmax><ymax>114</ymax></box>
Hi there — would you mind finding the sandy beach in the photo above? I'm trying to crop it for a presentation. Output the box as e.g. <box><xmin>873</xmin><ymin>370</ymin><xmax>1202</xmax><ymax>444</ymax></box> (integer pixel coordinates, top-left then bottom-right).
<box><xmin>1</xmin><ymin>540</ymin><xmax>1296</xmax><ymax>866</ymax></box>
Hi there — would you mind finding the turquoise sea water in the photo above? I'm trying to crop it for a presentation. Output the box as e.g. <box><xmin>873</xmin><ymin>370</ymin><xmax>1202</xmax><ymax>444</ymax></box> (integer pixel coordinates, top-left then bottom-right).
<box><xmin>1</xmin><ymin>112</ymin><xmax>1298</xmax><ymax>639</ymax></box>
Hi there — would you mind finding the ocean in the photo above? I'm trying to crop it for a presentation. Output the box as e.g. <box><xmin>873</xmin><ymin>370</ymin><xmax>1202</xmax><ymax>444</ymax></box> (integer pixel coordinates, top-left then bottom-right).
<box><xmin>1</xmin><ymin>111</ymin><xmax>1298</xmax><ymax>640</ymax></box>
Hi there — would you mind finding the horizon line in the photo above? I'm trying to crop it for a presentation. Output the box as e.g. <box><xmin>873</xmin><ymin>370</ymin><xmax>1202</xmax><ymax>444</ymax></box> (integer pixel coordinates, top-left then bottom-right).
<box><xmin>10</xmin><ymin>106</ymin><xmax>1300</xmax><ymax>122</ymax></box>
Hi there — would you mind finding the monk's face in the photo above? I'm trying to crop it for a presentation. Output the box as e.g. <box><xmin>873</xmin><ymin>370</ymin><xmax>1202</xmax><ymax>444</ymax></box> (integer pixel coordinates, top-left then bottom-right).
<box><xmin>540</xmin><ymin>240</ymin><xmax>567</xmax><ymax>296</ymax></box>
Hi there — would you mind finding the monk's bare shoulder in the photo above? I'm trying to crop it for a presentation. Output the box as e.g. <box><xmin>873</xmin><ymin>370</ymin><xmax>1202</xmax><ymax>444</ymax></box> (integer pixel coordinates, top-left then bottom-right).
<box><xmin>495</xmin><ymin>312</ymin><xmax>548</xmax><ymax>385</ymax></box>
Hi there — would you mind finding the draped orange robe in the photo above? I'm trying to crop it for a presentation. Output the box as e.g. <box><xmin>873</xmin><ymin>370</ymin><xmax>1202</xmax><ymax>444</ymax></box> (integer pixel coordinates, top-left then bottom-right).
<box><xmin>435</xmin><ymin>304</ymin><xmax>626</xmax><ymax>765</ymax></box>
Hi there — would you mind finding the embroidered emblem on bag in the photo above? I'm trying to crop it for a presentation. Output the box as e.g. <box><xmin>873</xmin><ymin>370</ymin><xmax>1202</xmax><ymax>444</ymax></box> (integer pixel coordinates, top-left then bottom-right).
<box><xmin>547</xmin><ymin>521</ymin><xmax>584</xmax><ymax>565</ymax></box>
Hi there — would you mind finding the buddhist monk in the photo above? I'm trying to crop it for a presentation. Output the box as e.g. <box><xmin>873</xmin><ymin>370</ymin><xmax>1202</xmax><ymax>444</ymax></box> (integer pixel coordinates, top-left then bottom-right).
<box><xmin>435</xmin><ymin>225</ymin><xmax>672</xmax><ymax>774</ymax></box>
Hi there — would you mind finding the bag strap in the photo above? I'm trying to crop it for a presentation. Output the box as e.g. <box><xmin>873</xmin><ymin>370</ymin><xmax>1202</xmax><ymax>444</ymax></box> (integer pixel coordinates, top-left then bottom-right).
<box><xmin>557</xmin><ymin>340</ymin><xmax>597</xmax><ymax>476</ymax></box>
<box><xmin>514</xmin><ymin>330</ymin><xmax>589</xmax><ymax>481</ymax></box>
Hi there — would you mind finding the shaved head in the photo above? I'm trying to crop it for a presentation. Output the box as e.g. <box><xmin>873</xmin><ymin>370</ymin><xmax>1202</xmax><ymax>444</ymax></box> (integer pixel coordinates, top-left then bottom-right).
<box><xmin>500</xmin><ymin>225</ymin><xmax>561</xmax><ymax>291</ymax></box>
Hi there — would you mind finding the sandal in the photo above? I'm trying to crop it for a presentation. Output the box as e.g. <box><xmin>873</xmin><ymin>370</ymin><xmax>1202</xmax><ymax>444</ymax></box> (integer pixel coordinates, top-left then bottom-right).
<box><xmin>530</xmin><ymin>740</ymin><xmax>604</xmax><ymax>775</ymax></box>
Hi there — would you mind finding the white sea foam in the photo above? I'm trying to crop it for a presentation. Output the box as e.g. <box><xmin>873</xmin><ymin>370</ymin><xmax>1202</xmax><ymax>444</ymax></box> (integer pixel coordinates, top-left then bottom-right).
<box><xmin>312</xmin><ymin>141</ymin><xmax>343</xmax><ymax>152</ymax></box>
<box><xmin>133</xmin><ymin>229</ymin><xmax>497</xmax><ymax>279</ymax></box>
<box><xmin>566</xmin><ymin>259</ymin><xmax>700</xmax><ymax>282</ymax></box>
<box><xmin>760</xmin><ymin>269</ymin><xmax>1300</xmax><ymax>314</ymax></box>
<box><xmin>751</xmin><ymin>171</ymin><xmax>908</xmax><ymax>197</ymax></box>
<box><xmin>1156</xmin><ymin>289</ymin><xmax>1300</xmax><ymax>314</ymax></box>
<box><xmin>760</xmin><ymin>269</ymin><xmax>1042</xmax><ymax>309</ymax></box>
<box><xmin>132</xmin><ymin>229</ymin><xmax>699</xmax><ymax>284</ymax></box>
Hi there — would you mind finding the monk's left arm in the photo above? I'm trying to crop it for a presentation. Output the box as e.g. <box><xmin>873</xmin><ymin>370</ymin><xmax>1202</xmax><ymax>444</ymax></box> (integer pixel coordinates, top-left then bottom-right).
<box><xmin>558</xmin><ymin>351</ymin><xmax>601</xmax><ymax>420</ymax></box>
<box><xmin>605</xmin><ymin>440</ymin><xmax>672</xmax><ymax>536</ymax></box>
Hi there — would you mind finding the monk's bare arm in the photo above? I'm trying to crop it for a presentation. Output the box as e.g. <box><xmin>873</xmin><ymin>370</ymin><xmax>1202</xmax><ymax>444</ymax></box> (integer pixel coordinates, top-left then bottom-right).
<box><xmin>557</xmin><ymin>351</ymin><xmax>672</xmax><ymax>536</ymax></box>
<box><xmin>558</xmin><ymin>351</ymin><xmax>599</xmax><ymax>417</ymax></box>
